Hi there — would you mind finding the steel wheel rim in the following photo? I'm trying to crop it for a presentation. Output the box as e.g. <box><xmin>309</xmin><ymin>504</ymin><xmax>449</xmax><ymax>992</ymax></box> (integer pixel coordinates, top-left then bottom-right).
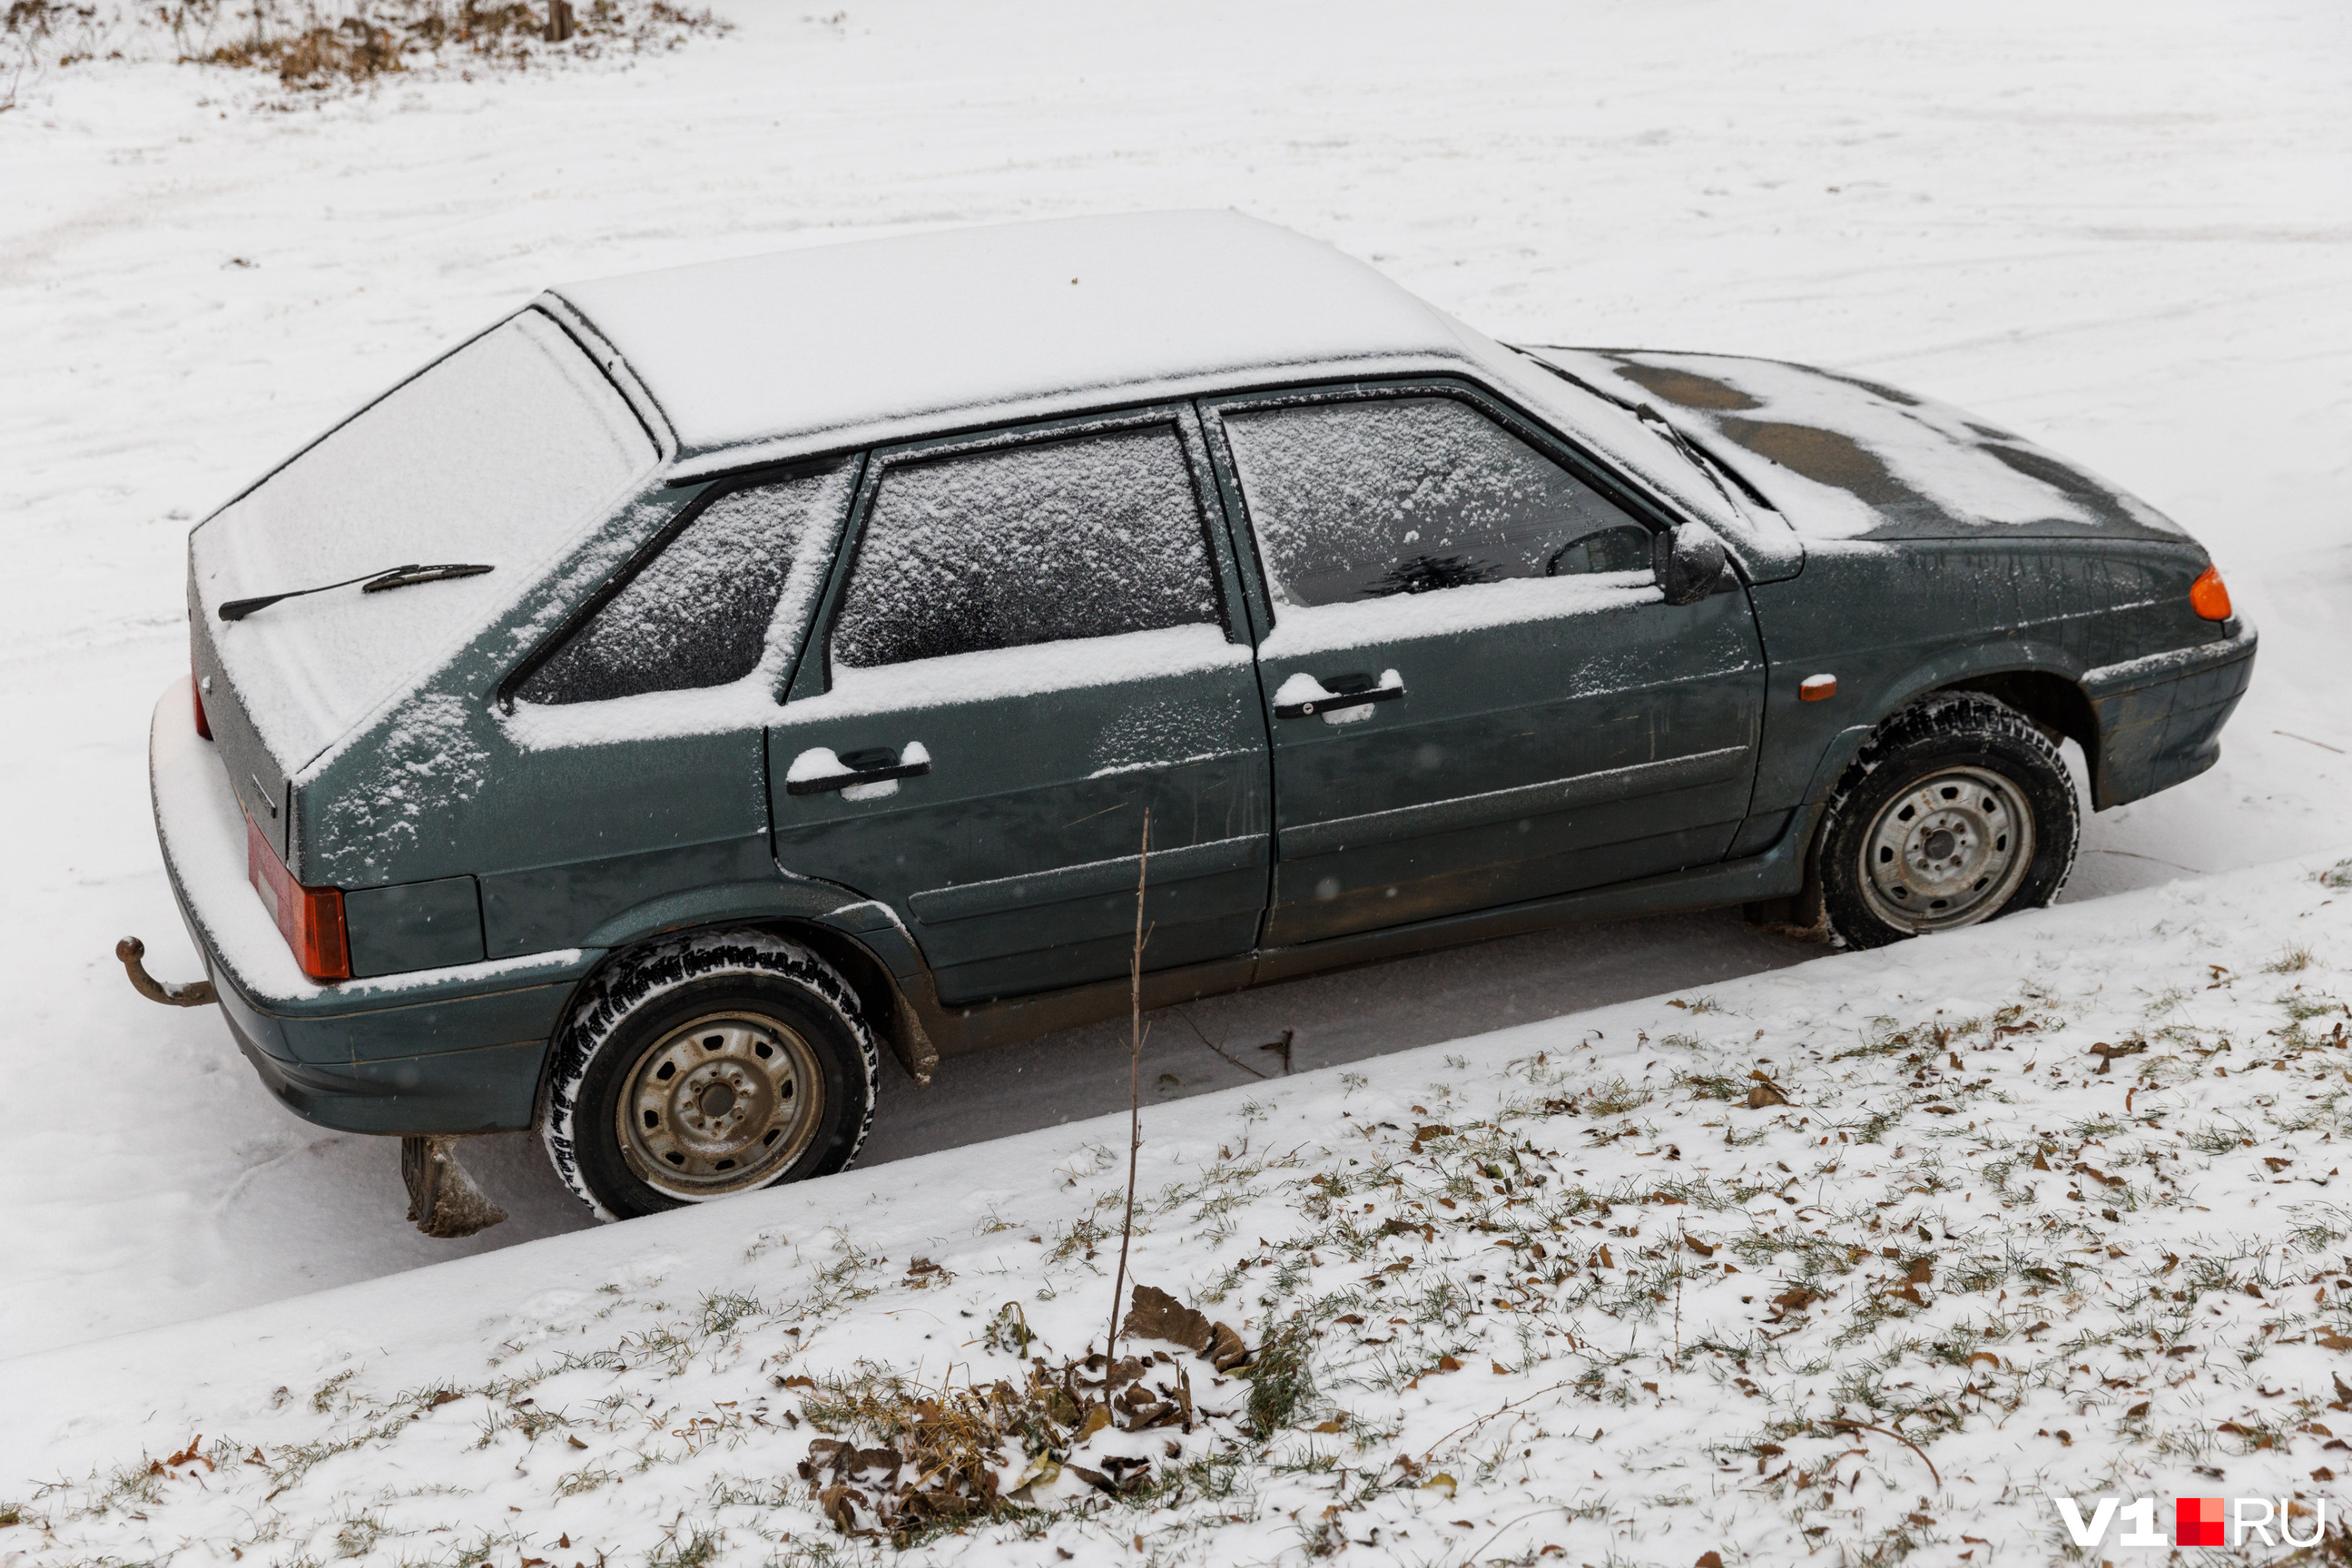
<box><xmin>1857</xmin><ymin>766</ymin><xmax>2035</xmax><ymax>935</ymax></box>
<box><xmin>618</xmin><ymin>1009</ymin><xmax>824</xmax><ymax>1200</ymax></box>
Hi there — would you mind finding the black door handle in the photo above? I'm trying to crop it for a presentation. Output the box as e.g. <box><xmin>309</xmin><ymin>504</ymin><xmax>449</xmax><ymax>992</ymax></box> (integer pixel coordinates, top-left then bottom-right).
<box><xmin>1274</xmin><ymin>672</ymin><xmax>1406</xmax><ymax>720</ymax></box>
<box><xmin>786</xmin><ymin>742</ymin><xmax>932</xmax><ymax>796</ymax></box>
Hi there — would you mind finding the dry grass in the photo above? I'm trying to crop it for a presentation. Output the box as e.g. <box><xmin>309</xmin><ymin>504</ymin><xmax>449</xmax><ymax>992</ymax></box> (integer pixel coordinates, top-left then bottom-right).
<box><xmin>3</xmin><ymin>0</ymin><xmax>724</xmax><ymax>107</ymax></box>
<box><xmin>797</xmin><ymin>1339</ymin><xmax>1250</xmax><ymax>1546</ymax></box>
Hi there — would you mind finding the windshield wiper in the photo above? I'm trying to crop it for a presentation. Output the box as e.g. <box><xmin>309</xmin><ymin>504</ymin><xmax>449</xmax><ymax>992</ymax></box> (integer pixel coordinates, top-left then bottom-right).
<box><xmin>1631</xmin><ymin>405</ymin><xmax>1743</xmax><ymax>510</ymax></box>
<box><xmin>1512</xmin><ymin>346</ymin><xmax>1775</xmax><ymax>520</ymax></box>
<box><xmin>218</xmin><ymin>562</ymin><xmax>493</xmax><ymax>622</ymax></box>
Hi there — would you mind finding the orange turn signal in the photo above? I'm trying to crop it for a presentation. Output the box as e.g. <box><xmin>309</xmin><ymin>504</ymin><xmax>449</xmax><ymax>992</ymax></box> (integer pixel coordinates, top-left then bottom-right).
<box><xmin>1799</xmin><ymin>673</ymin><xmax>1837</xmax><ymax>702</ymax></box>
<box><xmin>2190</xmin><ymin>563</ymin><xmax>2232</xmax><ymax>621</ymax></box>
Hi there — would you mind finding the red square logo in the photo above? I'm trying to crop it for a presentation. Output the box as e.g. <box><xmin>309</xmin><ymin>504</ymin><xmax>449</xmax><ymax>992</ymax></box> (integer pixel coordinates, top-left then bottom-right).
<box><xmin>2176</xmin><ymin>1496</ymin><xmax>2226</xmax><ymax>1546</ymax></box>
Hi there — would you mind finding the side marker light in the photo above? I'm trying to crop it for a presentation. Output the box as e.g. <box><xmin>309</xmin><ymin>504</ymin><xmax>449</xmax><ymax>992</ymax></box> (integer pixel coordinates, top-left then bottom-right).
<box><xmin>1799</xmin><ymin>674</ymin><xmax>1838</xmax><ymax>702</ymax></box>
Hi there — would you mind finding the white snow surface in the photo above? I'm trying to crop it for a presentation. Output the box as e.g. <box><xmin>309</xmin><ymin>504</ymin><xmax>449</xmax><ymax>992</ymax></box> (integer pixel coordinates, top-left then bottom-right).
<box><xmin>9</xmin><ymin>853</ymin><xmax>2352</xmax><ymax>1566</ymax></box>
<box><xmin>3</xmin><ymin>1</ymin><xmax>2350</xmax><ymax>1560</ymax></box>
<box><xmin>553</xmin><ymin>211</ymin><xmax>1475</xmax><ymax>469</ymax></box>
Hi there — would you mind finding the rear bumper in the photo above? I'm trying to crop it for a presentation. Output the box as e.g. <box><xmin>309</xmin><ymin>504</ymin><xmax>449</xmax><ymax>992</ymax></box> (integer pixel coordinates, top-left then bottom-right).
<box><xmin>216</xmin><ymin>982</ymin><xmax>548</xmax><ymax>1135</ymax></box>
<box><xmin>2084</xmin><ymin>619</ymin><xmax>2256</xmax><ymax>810</ymax></box>
<box><xmin>149</xmin><ymin>681</ymin><xmax>595</xmax><ymax>1134</ymax></box>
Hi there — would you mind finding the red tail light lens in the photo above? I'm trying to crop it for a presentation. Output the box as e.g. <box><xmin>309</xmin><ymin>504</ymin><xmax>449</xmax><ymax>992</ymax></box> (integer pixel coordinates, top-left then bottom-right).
<box><xmin>246</xmin><ymin>816</ymin><xmax>350</xmax><ymax>982</ymax></box>
<box><xmin>191</xmin><ymin>670</ymin><xmax>212</xmax><ymax>739</ymax></box>
<box><xmin>2190</xmin><ymin>563</ymin><xmax>2232</xmax><ymax>621</ymax></box>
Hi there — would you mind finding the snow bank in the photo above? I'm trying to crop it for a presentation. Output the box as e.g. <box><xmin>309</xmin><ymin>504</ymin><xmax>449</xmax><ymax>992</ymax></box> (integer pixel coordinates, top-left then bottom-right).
<box><xmin>9</xmin><ymin>851</ymin><xmax>2352</xmax><ymax>1564</ymax></box>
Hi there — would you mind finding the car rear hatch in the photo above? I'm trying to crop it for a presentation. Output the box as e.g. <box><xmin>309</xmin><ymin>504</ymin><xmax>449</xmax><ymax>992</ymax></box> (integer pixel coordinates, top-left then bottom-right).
<box><xmin>189</xmin><ymin>612</ymin><xmax>295</xmax><ymax>862</ymax></box>
<box><xmin>186</xmin><ymin>307</ymin><xmax>662</xmax><ymax>875</ymax></box>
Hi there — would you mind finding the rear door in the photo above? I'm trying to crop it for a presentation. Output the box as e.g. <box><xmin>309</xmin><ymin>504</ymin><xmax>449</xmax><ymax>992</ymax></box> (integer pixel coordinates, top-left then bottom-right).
<box><xmin>1200</xmin><ymin>383</ymin><xmax>1766</xmax><ymax>948</ymax></box>
<box><xmin>765</xmin><ymin>408</ymin><xmax>1271</xmax><ymax>1006</ymax></box>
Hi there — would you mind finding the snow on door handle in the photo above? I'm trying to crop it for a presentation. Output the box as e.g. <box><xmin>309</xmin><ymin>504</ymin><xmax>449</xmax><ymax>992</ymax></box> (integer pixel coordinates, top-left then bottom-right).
<box><xmin>1272</xmin><ymin>669</ymin><xmax>1404</xmax><ymax>724</ymax></box>
<box><xmin>785</xmin><ymin>741</ymin><xmax>933</xmax><ymax>799</ymax></box>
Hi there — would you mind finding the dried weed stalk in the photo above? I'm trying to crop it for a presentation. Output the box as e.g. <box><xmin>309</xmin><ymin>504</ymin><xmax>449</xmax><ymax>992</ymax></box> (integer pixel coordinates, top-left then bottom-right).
<box><xmin>1108</xmin><ymin>808</ymin><xmax>1151</xmax><ymax>1368</ymax></box>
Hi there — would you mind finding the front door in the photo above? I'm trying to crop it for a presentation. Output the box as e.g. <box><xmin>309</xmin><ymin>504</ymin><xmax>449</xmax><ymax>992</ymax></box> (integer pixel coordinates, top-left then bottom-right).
<box><xmin>766</xmin><ymin>408</ymin><xmax>1271</xmax><ymax>1006</ymax></box>
<box><xmin>1200</xmin><ymin>384</ymin><xmax>1767</xmax><ymax>948</ymax></box>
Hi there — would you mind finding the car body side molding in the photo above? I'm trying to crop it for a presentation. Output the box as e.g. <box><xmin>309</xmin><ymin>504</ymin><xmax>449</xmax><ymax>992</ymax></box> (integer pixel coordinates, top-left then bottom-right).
<box><xmin>1279</xmin><ymin>746</ymin><xmax>1751</xmax><ymax>859</ymax></box>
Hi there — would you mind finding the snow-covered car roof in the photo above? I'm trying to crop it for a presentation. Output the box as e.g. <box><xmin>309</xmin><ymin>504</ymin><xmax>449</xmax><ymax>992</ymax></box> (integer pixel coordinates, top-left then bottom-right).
<box><xmin>548</xmin><ymin>211</ymin><xmax>1492</xmax><ymax>479</ymax></box>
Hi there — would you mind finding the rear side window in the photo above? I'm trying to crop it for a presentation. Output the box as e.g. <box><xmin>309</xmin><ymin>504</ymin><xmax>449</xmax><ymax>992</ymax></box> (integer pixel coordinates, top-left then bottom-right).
<box><xmin>517</xmin><ymin>463</ymin><xmax>855</xmax><ymax>706</ymax></box>
<box><xmin>1221</xmin><ymin>396</ymin><xmax>1648</xmax><ymax>608</ymax></box>
<box><xmin>830</xmin><ymin>425</ymin><xmax>1221</xmax><ymax>670</ymax></box>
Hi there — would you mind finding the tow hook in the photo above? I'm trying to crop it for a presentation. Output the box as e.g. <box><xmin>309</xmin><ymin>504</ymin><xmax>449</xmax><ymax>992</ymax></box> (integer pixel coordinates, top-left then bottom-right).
<box><xmin>116</xmin><ymin>936</ymin><xmax>216</xmax><ymax>1007</ymax></box>
<box><xmin>401</xmin><ymin>1135</ymin><xmax>509</xmax><ymax>1239</ymax></box>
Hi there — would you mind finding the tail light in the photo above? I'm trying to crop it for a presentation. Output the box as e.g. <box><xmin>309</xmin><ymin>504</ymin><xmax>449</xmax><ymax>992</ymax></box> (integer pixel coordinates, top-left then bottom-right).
<box><xmin>192</xmin><ymin>667</ymin><xmax>212</xmax><ymax>739</ymax></box>
<box><xmin>246</xmin><ymin>816</ymin><xmax>349</xmax><ymax>981</ymax></box>
<box><xmin>2190</xmin><ymin>563</ymin><xmax>2233</xmax><ymax>621</ymax></box>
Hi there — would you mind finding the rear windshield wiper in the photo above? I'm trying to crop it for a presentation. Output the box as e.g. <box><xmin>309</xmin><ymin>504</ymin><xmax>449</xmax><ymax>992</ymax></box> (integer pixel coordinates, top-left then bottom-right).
<box><xmin>217</xmin><ymin>562</ymin><xmax>493</xmax><ymax>622</ymax></box>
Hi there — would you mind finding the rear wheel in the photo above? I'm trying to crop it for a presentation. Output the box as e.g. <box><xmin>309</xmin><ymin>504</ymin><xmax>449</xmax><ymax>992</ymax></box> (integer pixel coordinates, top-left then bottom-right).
<box><xmin>1814</xmin><ymin>693</ymin><xmax>2078</xmax><ymax>950</ymax></box>
<box><xmin>540</xmin><ymin>930</ymin><xmax>877</xmax><ymax>1220</ymax></box>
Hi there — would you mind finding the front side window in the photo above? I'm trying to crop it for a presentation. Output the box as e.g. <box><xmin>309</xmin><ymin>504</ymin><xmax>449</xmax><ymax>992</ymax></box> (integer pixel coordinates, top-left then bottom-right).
<box><xmin>830</xmin><ymin>425</ymin><xmax>1221</xmax><ymax>670</ymax></box>
<box><xmin>1220</xmin><ymin>395</ymin><xmax>1650</xmax><ymax>608</ymax></box>
<box><xmin>517</xmin><ymin>463</ymin><xmax>855</xmax><ymax>706</ymax></box>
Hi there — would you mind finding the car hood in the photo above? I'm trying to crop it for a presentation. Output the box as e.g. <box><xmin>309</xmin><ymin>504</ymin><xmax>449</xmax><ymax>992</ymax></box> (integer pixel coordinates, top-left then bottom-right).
<box><xmin>1525</xmin><ymin>348</ymin><xmax>2190</xmax><ymax>546</ymax></box>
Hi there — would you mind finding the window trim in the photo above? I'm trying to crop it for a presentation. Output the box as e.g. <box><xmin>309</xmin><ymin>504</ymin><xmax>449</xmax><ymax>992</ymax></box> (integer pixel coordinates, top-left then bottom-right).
<box><xmin>792</xmin><ymin>403</ymin><xmax>1248</xmax><ymax>701</ymax></box>
<box><xmin>494</xmin><ymin>452</ymin><xmax>865</xmax><ymax>713</ymax></box>
<box><xmin>1196</xmin><ymin>375</ymin><xmax>1695</xmax><ymax>627</ymax></box>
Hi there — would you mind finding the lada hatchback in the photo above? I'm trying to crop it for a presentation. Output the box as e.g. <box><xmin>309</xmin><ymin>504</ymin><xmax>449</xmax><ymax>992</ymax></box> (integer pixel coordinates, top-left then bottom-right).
<box><xmin>127</xmin><ymin>212</ymin><xmax>2254</xmax><ymax>1229</ymax></box>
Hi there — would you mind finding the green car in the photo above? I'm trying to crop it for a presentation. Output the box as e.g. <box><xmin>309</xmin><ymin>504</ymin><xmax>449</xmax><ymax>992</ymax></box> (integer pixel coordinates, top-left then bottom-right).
<box><xmin>129</xmin><ymin>212</ymin><xmax>2253</xmax><ymax>1229</ymax></box>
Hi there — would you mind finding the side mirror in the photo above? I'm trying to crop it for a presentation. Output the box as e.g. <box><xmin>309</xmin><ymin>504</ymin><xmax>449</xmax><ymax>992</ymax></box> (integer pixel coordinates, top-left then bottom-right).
<box><xmin>1653</xmin><ymin>524</ymin><xmax>1733</xmax><ymax>607</ymax></box>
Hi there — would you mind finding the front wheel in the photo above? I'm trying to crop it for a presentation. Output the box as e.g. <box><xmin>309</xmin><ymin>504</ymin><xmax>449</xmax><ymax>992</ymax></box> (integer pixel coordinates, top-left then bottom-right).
<box><xmin>540</xmin><ymin>930</ymin><xmax>879</xmax><ymax>1220</ymax></box>
<box><xmin>1813</xmin><ymin>693</ymin><xmax>2080</xmax><ymax>950</ymax></box>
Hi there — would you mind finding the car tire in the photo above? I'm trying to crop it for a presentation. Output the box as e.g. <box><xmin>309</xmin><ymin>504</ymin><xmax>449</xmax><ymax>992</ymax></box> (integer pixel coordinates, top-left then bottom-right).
<box><xmin>1813</xmin><ymin>692</ymin><xmax>2080</xmax><ymax>951</ymax></box>
<box><xmin>539</xmin><ymin>929</ymin><xmax>879</xmax><ymax>1221</ymax></box>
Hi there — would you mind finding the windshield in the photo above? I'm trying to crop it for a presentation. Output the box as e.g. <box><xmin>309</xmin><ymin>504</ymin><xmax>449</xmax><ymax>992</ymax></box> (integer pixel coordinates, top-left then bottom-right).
<box><xmin>193</xmin><ymin>310</ymin><xmax>659</xmax><ymax>765</ymax></box>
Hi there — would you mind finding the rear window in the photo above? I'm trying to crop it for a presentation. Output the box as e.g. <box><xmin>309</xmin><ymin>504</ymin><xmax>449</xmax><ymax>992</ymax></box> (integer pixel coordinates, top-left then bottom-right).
<box><xmin>193</xmin><ymin>310</ymin><xmax>659</xmax><ymax>763</ymax></box>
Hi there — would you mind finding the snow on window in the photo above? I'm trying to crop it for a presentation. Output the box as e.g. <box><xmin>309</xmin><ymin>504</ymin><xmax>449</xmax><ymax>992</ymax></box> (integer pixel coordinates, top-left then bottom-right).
<box><xmin>193</xmin><ymin>310</ymin><xmax>658</xmax><ymax>764</ymax></box>
<box><xmin>830</xmin><ymin>425</ymin><xmax>1220</xmax><ymax>670</ymax></box>
<box><xmin>1221</xmin><ymin>397</ymin><xmax>1647</xmax><ymax>608</ymax></box>
<box><xmin>517</xmin><ymin>463</ymin><xmax>855</xmax><ymax>706</ymax></box>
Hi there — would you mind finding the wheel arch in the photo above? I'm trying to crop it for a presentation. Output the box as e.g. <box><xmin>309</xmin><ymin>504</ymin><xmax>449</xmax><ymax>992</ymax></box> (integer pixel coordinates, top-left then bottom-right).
<box><xmin>535</xmin><ymin>924</ymin><xmax>884</xmax><ymax>1220</ymax></box>
<box><xmin>771</xmin><ymin>918</ymin><xmax>942</xmax><ymax>1087</ymax></box>
<box><xmin>1780</xmin><ymin>662</ymin><xmax>2092</xmax><ymax>931</ymax></box>
<box><xmin>1824</xmin><ymin>643</ymin><xmax>2100</xmax><ymax>808</ymax></box>
<box><xmin>1929</xmin><ymin>668</ymin><xmax>2100</xmax><ymax>797</ymax></box>
<box><xmin>532</xmin><ymin>886</ymin><xmax>944</xmax><ymax>1131</ymax></box>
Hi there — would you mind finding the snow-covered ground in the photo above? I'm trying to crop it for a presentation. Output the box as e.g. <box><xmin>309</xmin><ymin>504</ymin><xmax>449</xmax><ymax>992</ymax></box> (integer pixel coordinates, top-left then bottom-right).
<box><xmin>9</xmin><ymin>855</ymin><xmax>2352</xmax><ymax>1566</ymax></box>
<box><xmin>2</xmin><ymin>2</ymin><xmax>2349</xmax><ymax>1559</ymax></box>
